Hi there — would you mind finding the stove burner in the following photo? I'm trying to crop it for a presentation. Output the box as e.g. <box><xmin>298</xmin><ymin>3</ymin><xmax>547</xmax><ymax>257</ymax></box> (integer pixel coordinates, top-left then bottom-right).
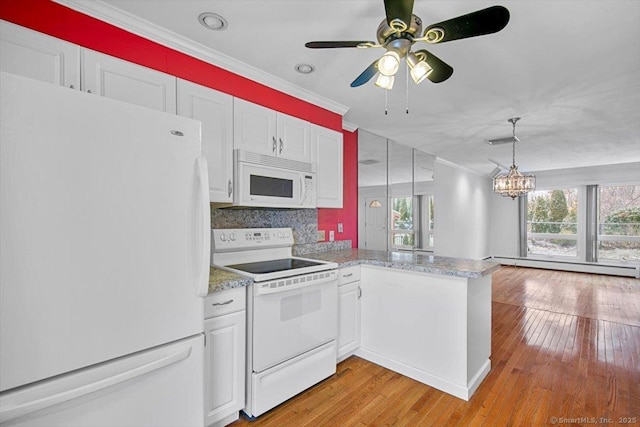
<box><xmin>226</xmin><ymin>258</ymin><xmax>324</xmax><ymax>275</ymax></box>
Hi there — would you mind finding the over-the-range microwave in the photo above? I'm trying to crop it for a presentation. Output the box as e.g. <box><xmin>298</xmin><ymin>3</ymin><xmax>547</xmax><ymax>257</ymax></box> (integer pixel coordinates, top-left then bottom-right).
<box><xmin>234</xmin><ymin>149</ymin><xmax>316</xmax><ymax>208</ymax></box>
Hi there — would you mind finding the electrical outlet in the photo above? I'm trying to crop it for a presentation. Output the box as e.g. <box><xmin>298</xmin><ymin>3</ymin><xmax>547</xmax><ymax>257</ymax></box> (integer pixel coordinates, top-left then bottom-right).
<box><xmin>317</xmin><ymin>230</ymin><xmax>326</xmax><ymax>242</ymax></box>
<box><xmin>329</xmin><ymin>230</ymin><xmax>335</xmax><ymax>241</ymax></box>
<box><xmin>338</xmin><ymin>222</ymin><xmax>343</xmax><ymax>233</ymax></box>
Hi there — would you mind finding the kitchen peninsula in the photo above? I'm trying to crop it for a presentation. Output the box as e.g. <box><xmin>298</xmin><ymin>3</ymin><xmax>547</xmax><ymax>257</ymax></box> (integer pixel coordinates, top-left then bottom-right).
<box><xmin>209</xmin><ymin>249</ymin><xmax>499</xmax><ymax>401</ymax></box>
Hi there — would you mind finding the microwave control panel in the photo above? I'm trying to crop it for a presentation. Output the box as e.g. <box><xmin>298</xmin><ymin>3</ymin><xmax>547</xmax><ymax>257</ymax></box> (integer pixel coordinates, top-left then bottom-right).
<box><xmin>302</xmin><ymin>175</ymin><xmax>315</xmax><ymax>207</ymax></box>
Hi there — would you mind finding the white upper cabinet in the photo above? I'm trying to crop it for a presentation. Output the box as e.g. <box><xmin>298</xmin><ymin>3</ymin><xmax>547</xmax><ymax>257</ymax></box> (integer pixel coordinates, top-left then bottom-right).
<box><xmin>0</xmin><ymin>20</ymin><xmax>80</xmax><ymax>88</ymax></box>
<box><xmin>82</xmin><ymin>49</ymin><xmax>176</xmax><ymax>113</ymax></box>
<box><xmin>177</xmin><ymin>79</ymin><xmax>234</xmax><ymax>204</ymax></box>
<box><xmin>233</xmin><ymin>98</ymin><xmax>311</xmax><ymax>163</ymax></box>
<box><xmin>276</xmin><ymin>114</ymin><xmax>312</xmax><ymax>163</ymax></box>
<box><xmin>314</xmin><ymin>125</ymin><xmax>343</xmax><ymax>208</ymax></box>
<box><xmin>233</xmin><ymin>98</ymin><xmax>276</xmax><ymax>156</ymax></box>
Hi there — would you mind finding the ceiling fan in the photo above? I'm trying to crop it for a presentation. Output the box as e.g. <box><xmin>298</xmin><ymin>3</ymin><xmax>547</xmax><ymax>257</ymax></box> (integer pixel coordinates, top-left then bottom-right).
<box><xmin>305</xmin><ymin>0</ymin><xmax>510</xmax><ymax>89</ymax></box>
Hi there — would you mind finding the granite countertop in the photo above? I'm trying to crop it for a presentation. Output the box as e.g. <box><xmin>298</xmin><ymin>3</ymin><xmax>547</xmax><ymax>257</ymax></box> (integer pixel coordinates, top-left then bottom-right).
<box><xmin>302</xmin><ymin>249</ymin><xmax>501</xmax><ymax>279</ymax></box>
<box><xmin>208</xmin><ymin>267</ymin><xmax>252</xmax><ymax>294</ymax></box>
<box><xmin>207</xmin><ymin>249</ymin><xmax>500</xmax><ymax>294</ymax></box>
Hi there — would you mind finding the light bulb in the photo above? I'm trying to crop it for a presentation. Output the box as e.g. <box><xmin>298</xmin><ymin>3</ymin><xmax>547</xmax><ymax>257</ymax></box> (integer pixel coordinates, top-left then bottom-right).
<box><xmin>406</xmin><ymin>52</ymin><xmax>433</xmax><ymax>84</ymax></box>
<box><xmin>378</xmin><ymin>51</ymin><xmax>400</xmax><ymax>76</ymax></box>
<box><xmin>410</xmin><ymin>61</ymin><xmax>433</xmax><ymax>84</ymax></box>
<box><xmin>375</xmin><ymin>74</ymin><xmax>394</xmax><ymax>90</ymax></box>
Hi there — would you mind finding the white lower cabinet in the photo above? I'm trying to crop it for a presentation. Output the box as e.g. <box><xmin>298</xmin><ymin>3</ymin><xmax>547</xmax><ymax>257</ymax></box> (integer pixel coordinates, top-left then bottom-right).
<box><xmin>337</xmin><ymin>266</ymin><xmax>361</xmax><ymax>361</ymax></box>
<box><xmin>203</xmin><ymin>288</ymin><xmax>246</xmax><ymax>427</ymax></box>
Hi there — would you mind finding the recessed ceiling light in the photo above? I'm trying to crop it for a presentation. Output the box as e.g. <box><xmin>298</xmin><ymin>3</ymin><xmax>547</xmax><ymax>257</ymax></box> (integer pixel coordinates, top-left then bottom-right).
<box><xmin>198</xmin><ymin>13</ymin><xmax>228</xmax><ymax>31</ymax></box>
<box><xmin>294</xmin><ymin>63</ymin><xmax>315</xmax><ymax>74</ymax></box>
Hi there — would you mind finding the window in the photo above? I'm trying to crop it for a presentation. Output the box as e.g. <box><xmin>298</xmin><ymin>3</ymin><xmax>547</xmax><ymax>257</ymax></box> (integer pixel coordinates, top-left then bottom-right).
<box><xmin>522</xmin><ymin>184</ymin><xmax>640</xmax><ymax>264</ymax></box>
<box><xmin>391</xmin><ymin>197</ymin><xmax>414</xmax><ymax>249</ymax></box>
<box><xmin>597</xmin><ymin>185</ymin><xmax>640</xmax><ymax>262</ymax></box>
<box><xmin>526</xmin><ymin>189</ymin><xmax>578</xmax><ymax>258</ymax></box>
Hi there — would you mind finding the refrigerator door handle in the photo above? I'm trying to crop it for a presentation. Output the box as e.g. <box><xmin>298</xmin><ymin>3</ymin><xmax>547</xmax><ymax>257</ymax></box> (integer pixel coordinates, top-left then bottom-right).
<box><xmin>195</xmin><ymin>157</ymin><xmax>211</xmax><ymax>297</ymax></box>
<box><xmin>0</xmin><ymin>344</ymin><xmax>193</xmax><ymax>423</ymax></box>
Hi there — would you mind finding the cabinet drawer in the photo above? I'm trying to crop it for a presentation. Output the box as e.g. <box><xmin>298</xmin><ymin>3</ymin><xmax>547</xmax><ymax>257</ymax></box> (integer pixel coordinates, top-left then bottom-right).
<box><xmin>339</xmin><ymin>265</ymin><xmax>361</xmax><ymax>286</ymax></box>
<box><xmin>204</xmin><ymin>287</ymin><xmax>246</xmax><ymax>318</ymax></box>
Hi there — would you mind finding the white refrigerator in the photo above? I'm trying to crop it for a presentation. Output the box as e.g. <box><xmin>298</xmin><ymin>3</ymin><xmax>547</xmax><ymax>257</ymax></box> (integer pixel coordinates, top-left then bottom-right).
<box><xmin>0</xmin><ymin>72</ymin><xmax>210</xmax><ymax>426</ymax></box>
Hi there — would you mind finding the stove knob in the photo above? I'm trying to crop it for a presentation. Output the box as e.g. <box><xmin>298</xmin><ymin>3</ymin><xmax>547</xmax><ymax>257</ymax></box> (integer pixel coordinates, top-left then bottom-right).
<box><xmin>285</xmin><ymin>232</ymin><xmax>290</xmax><ymax>238</ymax></box>
<box><xmin>229</xmin><ymin>232</ymin><xmax>236</xmax><ymax>241</ymax></box>
<box><xmin>277</xmin><ymin>231</ymin><xmax>283</xmax><ymax>238</ymax></box>
<box><xmin>219</xmin><ymin>233</ymin><xmax>226</xmax><ymax>242</ymax></box>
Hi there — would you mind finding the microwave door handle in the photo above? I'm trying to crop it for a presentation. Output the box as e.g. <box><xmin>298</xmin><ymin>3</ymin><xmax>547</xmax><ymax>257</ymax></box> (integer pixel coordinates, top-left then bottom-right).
<box><xmin>300</xmin><ymin>175</ymin><xmax>305</xmax><ymax>205</ymax></box>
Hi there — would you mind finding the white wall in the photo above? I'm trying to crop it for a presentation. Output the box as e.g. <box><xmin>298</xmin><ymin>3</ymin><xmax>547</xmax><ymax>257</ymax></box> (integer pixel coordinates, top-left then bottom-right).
<box><xmin>488</xmin><ymin>194</ymin><xmax>520</xmax><ymax>258</ymax></box>
<box><xmin>433</xmin><ymin>159</ymin><xmax>492</xmax><ymax>259</ymax></box>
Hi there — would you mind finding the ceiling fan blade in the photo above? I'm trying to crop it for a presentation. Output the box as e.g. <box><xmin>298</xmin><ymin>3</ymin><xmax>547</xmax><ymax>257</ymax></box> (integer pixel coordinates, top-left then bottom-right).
<box><xmin>414</xmin><ymin>49</ymin><xmax>453</xmax><ymax>83</ymax></box>
<box><xmin>305</xmin><ymin>41</ymin><xmax>374</xmax><ymax>49</ymax></box>
<box><xmin>384</xmin><ymin>0</ymin><xmax>415</xmax><ymax>28</ymax></box>
<box><xmin>350</xmin><ymin>61</ymin><xmax>378</xmax><ymax>87</ymax></box>
<box><xmin>423</xmin><ymin>5</ymin><xmax>510</xmax><ymax>43</ymax></box>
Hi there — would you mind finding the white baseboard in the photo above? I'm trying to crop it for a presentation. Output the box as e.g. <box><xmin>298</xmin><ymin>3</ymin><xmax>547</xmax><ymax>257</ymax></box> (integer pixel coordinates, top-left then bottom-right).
<box><xmin>354</xmin><ymin>347</ymin><xmax>490</xmax><ymax>401</ymax></box>
<box><xmin>494</xmin><ymin>257</ymin><xmax>640</xmax><ymax>278</ymax></box>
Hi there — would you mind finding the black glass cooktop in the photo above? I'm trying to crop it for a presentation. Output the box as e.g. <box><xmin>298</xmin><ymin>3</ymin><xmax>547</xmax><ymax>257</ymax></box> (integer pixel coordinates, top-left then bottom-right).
<box><xmin>227</xmin><ymin>258</ymin><xmax>324</xmax><ymax>275</ymax></box>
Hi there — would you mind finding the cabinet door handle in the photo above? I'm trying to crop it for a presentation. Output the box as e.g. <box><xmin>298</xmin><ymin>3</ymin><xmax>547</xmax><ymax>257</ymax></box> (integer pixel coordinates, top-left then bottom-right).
<box><xmin>228</xmin><ymin>179</ymin><xmax>233</xmax><ymax>198</ymax></box>
<box><xmin>357</xmin><ymin>287</ymin><xmax>362</xmax><ymax>299</ymax></box>
<box><xmin>212</xmin><ymin>299</ymin><xmax>234</xmax><ymax>306</ymax></box>
<box><xmin>279</xmin><ymin>138</ymin><xmax>284</xmax><ymax>154</ymax></box>
<box><xmin>342</xmin><ymin>273</ymin><xmax>353</xmax><ymax>278</ymax></box>
<box><xmin>272</xmin><ymin>136</ymin><xmax>277</xmax><ymax>153</ymax></box>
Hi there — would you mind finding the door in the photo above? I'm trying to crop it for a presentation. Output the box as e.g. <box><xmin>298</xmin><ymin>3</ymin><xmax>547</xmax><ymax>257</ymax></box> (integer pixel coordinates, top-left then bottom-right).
<box><xmin>0</xmin><ymin>73</ymin><xmax>209</xmax><ymax>392</ymax></box>
<box><xmin>314</xmin><ymin>125</ymin><xmax>343</xmax><ymax>208</ymax></box>
<box><xmin>365</xmin><ymin>197</ymin><xmax>388</xmax><ymax>251</ymax></box>
<box><xmin>0</xmin><ymin>335</ymin><xmax>203</xmax><ymax>427</ymax></box>
<box><xmin>204</xmin><ymin>311</ymin><xmax>246</xmax><ymax>426</ymax></box>
<box><xmin>0</xmin><ymin>20</ymin><xmax>80</xmax><ymax>88</ymax></box>
<box><xmin>178</xmin><ymin>79</ymin><xmax>234</xmax><ymax>203</ymax></box>
<box><xmin>338</xmin><ymin>281</ymin><xmax>361</xmax><ymax>360</ymax></box>
<box><xmin>233</xmin><ymin>98</ymin><xmax>277</xmax><ymax>156</ymax></box>
<box><xmin>277</xmin><ymin>113</ymin><xmax>311</xmax><ymax>162</ymax></box>
<box><xmin>82</xmin><ymin>49</ymin><xmax>176</xmax><ymax>113</ymax></box>
<box><xmin>251</xmin><ymin>280</ymin><xmax>338</xmax><ymax>372</ymax></box>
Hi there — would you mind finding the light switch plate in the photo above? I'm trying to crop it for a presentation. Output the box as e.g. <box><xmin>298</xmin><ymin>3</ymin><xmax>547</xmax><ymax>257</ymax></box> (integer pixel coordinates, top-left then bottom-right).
<box><xmin>338</xmin><ymin>223</ymin><xmax>343</xmax><ymax>233</ymax></box>
<box><xmin>329</xmin><ymin>230</ymin><xmax>335</xmax><ymax>241</ymax></box>
<box><xmin>317</xmin><ymin>230</ymin><xmax>326</xmax><ymax>242</ymax></box>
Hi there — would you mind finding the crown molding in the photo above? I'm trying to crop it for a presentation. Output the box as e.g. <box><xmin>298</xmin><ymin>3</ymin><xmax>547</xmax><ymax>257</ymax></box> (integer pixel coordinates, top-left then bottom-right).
<box><xmin>342</xmin><ymin>120</ymin><xmax>359</xmax><ymax>132</ymax></box>
<box><xmin>53</xmin><ymin>0</ymin><xmax>350</xmax><ymax>115</ymax></box>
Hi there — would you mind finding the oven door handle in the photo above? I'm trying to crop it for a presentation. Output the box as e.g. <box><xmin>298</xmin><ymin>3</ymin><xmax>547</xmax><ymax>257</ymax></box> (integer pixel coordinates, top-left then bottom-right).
<box><xmin>253</xmin><ymin>272</ymin><xmax>336</xmax><ymax>296</ymax></box>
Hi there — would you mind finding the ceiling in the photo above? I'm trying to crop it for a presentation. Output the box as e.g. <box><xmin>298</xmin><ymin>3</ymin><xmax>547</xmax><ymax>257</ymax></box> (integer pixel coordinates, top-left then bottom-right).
<box><xmin>76</xmin><ymin>0</ymin><xmax>639</xmax><ymax>175</ymax></box>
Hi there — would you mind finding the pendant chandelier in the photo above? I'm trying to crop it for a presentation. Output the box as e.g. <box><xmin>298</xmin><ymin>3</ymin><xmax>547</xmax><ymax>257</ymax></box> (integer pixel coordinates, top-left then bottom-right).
<box><xmin>492</xmin><ymin>117</ymin><xmax>536</xmax><ymax>199</ymax></box>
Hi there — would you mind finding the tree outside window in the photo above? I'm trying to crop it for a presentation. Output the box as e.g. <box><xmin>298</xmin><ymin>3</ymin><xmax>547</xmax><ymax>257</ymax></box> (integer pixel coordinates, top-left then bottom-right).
<box><xmin>598</xmin><ymin>185</ymin><xmax>640</xmax><ymax>262</ymax></box>
<box><xmin>391</xmin><ymin>197</ymin><xmax>414</xmax><ymax>249</ymax></box>
<box><xmin>527</xmin><ymin>189</ymin><xmax>578</xmax><ymax>257</ymax></box>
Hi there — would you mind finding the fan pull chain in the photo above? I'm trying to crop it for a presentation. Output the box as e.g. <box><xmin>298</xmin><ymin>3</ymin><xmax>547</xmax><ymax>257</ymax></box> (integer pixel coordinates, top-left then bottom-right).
<box><xmin>406</xmin><ymin>65</ymin><xmax>409</xmax><ymax>114</ymax></box>
<box><xmin>384</xmin><ymin>89</ymin><xmax>388</xmax><ymax>115</ymax></box>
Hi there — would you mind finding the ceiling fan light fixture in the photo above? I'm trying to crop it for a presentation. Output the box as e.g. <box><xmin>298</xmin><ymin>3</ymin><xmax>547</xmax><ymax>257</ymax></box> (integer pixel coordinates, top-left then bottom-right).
<box><xmin>406</xmin><ymin>52</ymin><xmax>433</xmax><ymax>84</ymax></box>
<box><xmin>375</xmin><ymin>74</ymin><xmax>394</xmax><ymax>90</ymax></box>
<box><xmin>378</xmin><ymin>51</ymin><xmax>400</xmax><ymax>76</ymax></box>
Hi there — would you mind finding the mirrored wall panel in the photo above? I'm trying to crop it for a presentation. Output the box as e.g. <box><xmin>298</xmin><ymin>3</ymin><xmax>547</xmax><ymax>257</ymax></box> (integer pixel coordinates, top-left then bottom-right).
<box><xmin>358</xmin><ymin>130</ymin><xmax>435</xmax><ymax>253</ymax></box>
<box><xmin>358</xmin><ymin>130</ymin><xmax>388</xmax><ymax>251</ymax></box>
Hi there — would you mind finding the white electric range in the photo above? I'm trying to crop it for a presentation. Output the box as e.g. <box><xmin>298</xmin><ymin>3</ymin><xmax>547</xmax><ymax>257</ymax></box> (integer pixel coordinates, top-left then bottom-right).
<box><xmin>211</xmin><ymin>228</ymin><xmax>338</xmax><ymax>418</ymax></box>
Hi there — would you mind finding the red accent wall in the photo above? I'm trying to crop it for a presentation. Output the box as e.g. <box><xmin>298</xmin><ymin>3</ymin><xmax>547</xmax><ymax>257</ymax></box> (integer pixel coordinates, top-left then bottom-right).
<box><xmin>0</xmin><ymin>0</ymin><xmax>358</xmax><ymax>246</ymax></box>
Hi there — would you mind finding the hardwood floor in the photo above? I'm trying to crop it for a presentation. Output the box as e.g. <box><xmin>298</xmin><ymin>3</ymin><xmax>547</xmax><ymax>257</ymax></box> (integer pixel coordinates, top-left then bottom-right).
<box><xmin>230</xmin><ymin>266</ymin><xmax>640</xmax><ymax>426</ymax></box>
